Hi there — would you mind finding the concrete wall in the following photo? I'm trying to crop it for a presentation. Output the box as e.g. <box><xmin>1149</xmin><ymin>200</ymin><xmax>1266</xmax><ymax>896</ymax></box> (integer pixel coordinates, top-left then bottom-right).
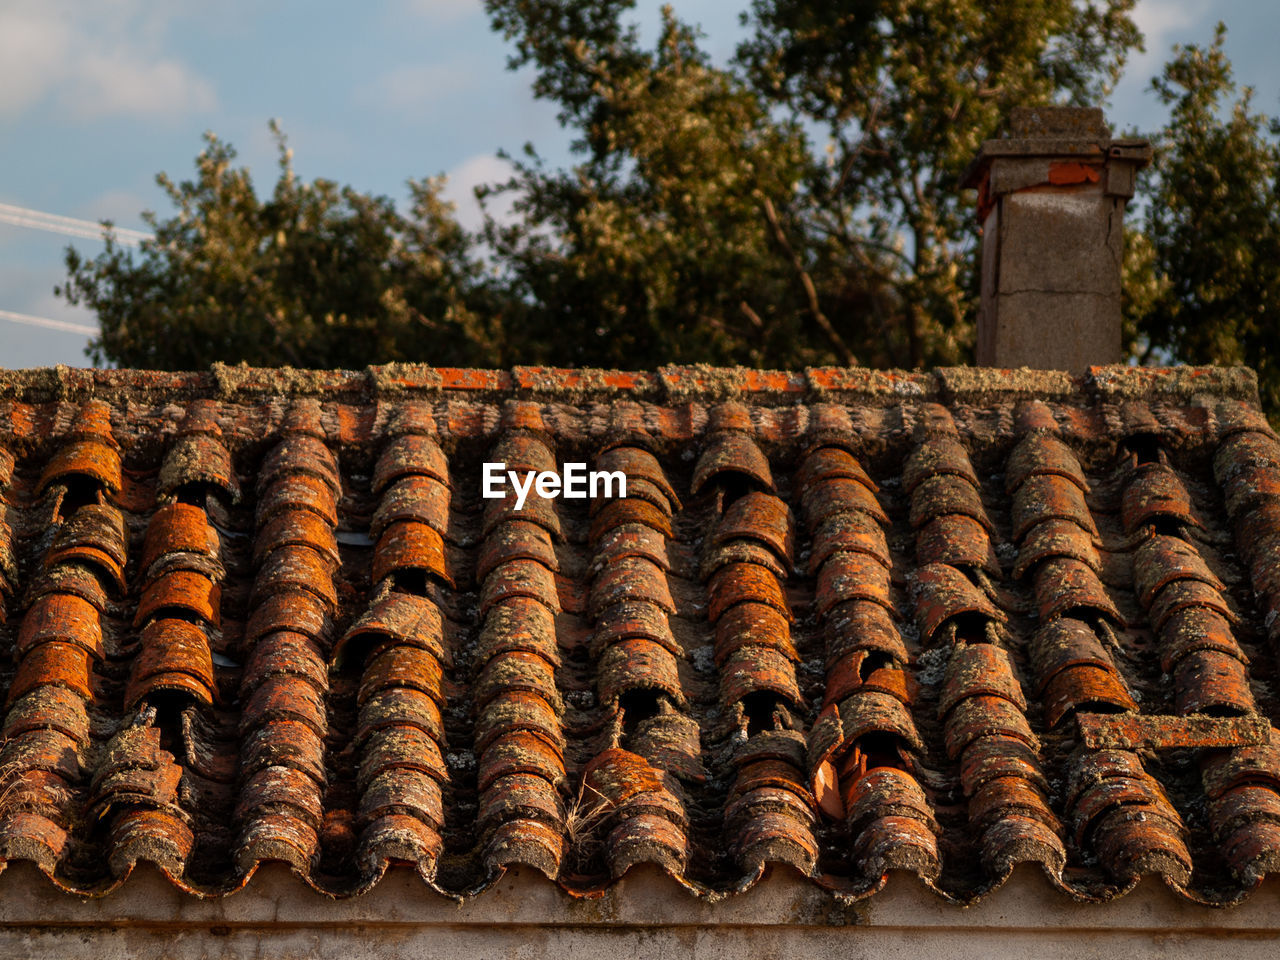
<box><xmin>0</xmin><ymin>861</ymin><xmax>1277</xmax><ymax>959</ymax></box>
<box><xmin>976</xmin><ymin>181</ymin><xmax>1127</xmax><ymax>371</ymax></box>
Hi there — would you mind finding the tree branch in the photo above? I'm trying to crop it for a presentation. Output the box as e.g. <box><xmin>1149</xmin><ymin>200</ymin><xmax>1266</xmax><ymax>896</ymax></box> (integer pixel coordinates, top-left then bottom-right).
<box><xmin>760</xmin><ymin>196</ymin><xmax>858</xmax><ymax>366</ymax></box>
<box><xmin>739</xmin><ymin>300</ymin><xmax>765</xmax><ymax>330</ymax></box>
<box><xmin>834</xmin><ymin>86</ymin><xmax>885</xmax><ymax>200</ymax></box>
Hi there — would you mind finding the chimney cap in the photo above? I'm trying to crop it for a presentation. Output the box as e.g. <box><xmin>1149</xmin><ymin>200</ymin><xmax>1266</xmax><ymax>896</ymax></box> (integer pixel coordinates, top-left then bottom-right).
<box><xmin>1008</xmin><ymin>105</ymin><xmax>1107</xmax><ymax>139</ymax></box>
<box><xmin>961</xmin><ymin>104</ymin><xmax>1151</xmax><ymax>189</ymax></box>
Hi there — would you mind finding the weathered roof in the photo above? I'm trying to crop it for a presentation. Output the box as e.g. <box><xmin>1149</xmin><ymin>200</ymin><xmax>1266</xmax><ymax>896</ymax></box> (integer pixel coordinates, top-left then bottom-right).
<box><xmin>0</xmin><ymin>363</ymin><xmax>1276</xmax><ymax>905</ymax></box>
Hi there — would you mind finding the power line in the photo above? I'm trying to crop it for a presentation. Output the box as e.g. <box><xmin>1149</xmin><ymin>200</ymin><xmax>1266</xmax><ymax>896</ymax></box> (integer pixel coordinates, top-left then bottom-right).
<box><xmin>0</xmin><ymin>308</ymin><xmax>97</xmax><ymax>336</ymax></box>
<box><xmin>0</xmin><ymin>202</ymin><xmax>153</xmax><ymax>246</ymax></box>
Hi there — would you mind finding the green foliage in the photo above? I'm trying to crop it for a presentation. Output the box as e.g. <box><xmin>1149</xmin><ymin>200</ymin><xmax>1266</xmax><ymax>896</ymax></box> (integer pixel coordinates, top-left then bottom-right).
<box><xmin>480</xmin><ymin>8</ymin><xmax>849</xmax><ymax>368</ymax></box>
<box><xmin>60</xmin><ymin>123</ymin><xmax>505</xmax><ymax>369</ymax></box>
<box><xmin>737</xmin><ymin>0</ymin><xmax>1142</xmax><ymax>365</ymax></box>
<box><xmin>59</xmin><ymin>2</ymin><xmax>1280</xmax><ymax>398</ymax></box>
<box><xmin>482</xmin><ymin>0</ymin><xmax>1143</xmax><ymax>368</ymax></box>
<box><xmin>1127</xmin><ymin>24</ymin><xmax>1280</xmax><ymax>408</ymax></box>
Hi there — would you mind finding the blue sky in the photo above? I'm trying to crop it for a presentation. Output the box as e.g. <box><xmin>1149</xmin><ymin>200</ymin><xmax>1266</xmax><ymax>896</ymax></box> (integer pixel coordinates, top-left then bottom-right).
<box><xmin>1</xmin><ymin>0</ymin><xmax>1276</xmax><ymax>369</ymax></box>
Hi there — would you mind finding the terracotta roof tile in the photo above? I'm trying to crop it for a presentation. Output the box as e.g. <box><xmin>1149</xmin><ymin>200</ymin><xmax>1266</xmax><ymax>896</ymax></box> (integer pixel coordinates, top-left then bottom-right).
<box><xmin>0</xmin><ymin>363</ymin><xmax>1277</xmax><ymax>904</ymax></box>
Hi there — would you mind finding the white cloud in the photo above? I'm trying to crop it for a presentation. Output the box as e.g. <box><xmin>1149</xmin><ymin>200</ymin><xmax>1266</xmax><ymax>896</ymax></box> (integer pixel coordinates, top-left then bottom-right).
<box><xmin>441</xmin><ymin>153</ymin><xmax>516</xmax><ymax>231</ymax></box>
<box><xmin>67</xmin><ymin>53</ymin><xmax>215</xmax><ymax>118</ymax></box>
<box><xmin>1133</xmin><ymin>0</ymin><xmax>1207</xmax><ymax>48</ymax></box>
<box><xmin>0</xmin><ymin>0</ymin><xmax>216</xmax><ymax>119</ymax></box>
<box><xmin>0</xmin><ymin>11</ymin><xmax>72</xmax><ymax>115</ymax></box>
<box><xmin>1108</xmin><ymin>0</ymin><xmax>1217</xmax><ymax>132</ymax></box>
<box><xmin>1128</xmin><ymin>0</ymin><xmax>1216</xmax><ymax>76</ymax></box>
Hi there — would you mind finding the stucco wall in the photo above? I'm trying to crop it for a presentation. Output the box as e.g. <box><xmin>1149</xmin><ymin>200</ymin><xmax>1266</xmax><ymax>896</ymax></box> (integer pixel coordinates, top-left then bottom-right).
<box><xmin>0</xmin><ymin>861</ymin><xmax>1277</xmax><ymax>959</ymax></box>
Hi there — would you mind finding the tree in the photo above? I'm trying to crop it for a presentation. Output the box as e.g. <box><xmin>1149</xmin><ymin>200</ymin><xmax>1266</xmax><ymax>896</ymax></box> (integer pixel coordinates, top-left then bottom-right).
<box><xmin>60</xmin><ymin>1</ymin><xmax>1280</xmax><ymax>398</ymax></box>
<box><xmin>483</xmin><ymin>0</ymin><xmax>1143</xmax><ymax>368</ymax></box>
<box><xmin>479</xmin><ymin>9</ymin><xmax>847</xmax><ymax>368</ymax></box>
<box><xmin>60</xmin><ymin>124</ymin><xmax>506</xmax><ymax>369</ymax></box>
<box><xmin>1125</xmin><ymin>25</ymin><xmax>1280</xmax><ymax>410</ymax></box>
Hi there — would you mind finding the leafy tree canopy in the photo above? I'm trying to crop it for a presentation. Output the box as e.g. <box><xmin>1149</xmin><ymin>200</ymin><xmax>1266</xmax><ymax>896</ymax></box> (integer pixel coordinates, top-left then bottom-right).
<box><xmin>60</xmin><ymin>123</ymin><xmax>505</xmax><ymax>369</ymax></box>
<box><xmin>60</xmin><ymin>2</ymin><xmax>1280</xmax><ymax>411</ymax></box>
<box><xmin>1124</xmin><ymin>24</ymin><xmax>1280</xmax><ymax>410</ymax></box>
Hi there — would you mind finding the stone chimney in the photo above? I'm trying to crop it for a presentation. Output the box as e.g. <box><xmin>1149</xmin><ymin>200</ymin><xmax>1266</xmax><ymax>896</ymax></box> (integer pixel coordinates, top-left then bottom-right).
<box><xmin>962</xmin><ymin>106</ymin><xmax>1151</xmax><ymax>370</ymax></box>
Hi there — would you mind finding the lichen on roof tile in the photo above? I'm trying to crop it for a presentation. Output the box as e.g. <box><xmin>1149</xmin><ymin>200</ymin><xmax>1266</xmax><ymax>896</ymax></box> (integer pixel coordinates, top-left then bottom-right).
<box><xmin>0</xmin><ymin>363</ymin><xmax>1274</xmax><ymax>905</ymax></box>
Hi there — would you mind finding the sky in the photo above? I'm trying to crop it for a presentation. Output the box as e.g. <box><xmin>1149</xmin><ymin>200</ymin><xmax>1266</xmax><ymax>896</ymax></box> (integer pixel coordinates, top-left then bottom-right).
<box><xmin>1</xmin><ymin>0</ymin><xmax>1277</xmax><ymax>369</ymax></box>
